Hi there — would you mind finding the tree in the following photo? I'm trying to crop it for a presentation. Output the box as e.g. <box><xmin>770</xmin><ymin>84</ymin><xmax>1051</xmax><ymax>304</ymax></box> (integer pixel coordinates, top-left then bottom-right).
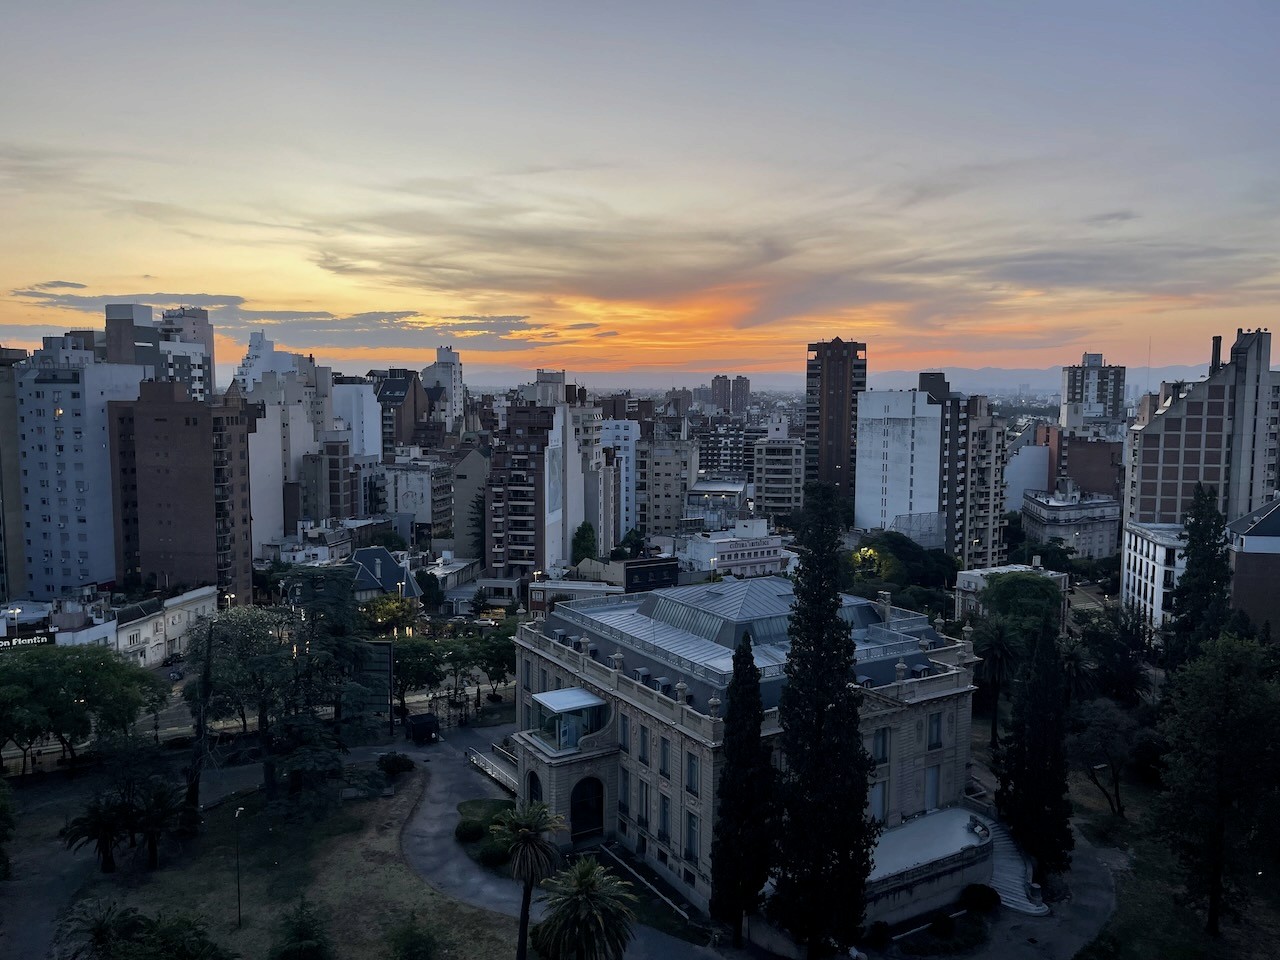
<box><xmin>571</xmin><ymin>521</ymin><xmax>598</xmax><ymax>565</ymax></box>
<box><xmin>0</xmin><ymin>777</ymin><xmax>14</xmax><ymax>880</ymax></box>
<box><xmin>1058</xmin><ymin>634</ymin><xmax>1096</xmax><ymax>709</ymax></box>
<box><xmin>270</xmin><ymin>898</ymin><xmax>333</xmax><ymax>960</ymax></box>
<box><xmin>771</xmin><ymin>483</ymin><xmax>880</xmax><ymax>956</ymax></box>
<box><xmin>475</xmin><ymin>632</ymin><xmax>516</xmax><ymax>697</ymax></box>
<box><xmin>711</xmin><ymin>630</ymin><xmax>774</xmax><ymax>946</ymax></box>
<box><xmin>471</xmin><ymin>586</ymin><xmax>489</xmax><ymax>616</ymax></box>
<box><xmin>469</xmin><ymin>491</ymin><xmax>487</xmax><ymax>559</ymax></box>
<box><xmin>1068</xmin><ymin>699</ymin><xmax>1136</xmax><ymax>819</ymax></box>
<box><xmin>618</xmin><ymin>528</ymin><xmax>645</xmax><ymax>560</ymax></box>
<box><xmin>1168</xmin><ymin>484</ymin><xmax>1231</xmax><ymax>670</ymax></box>
<box><xmin>490</xmin><ymin>802</ymin><xmax>565</xmax><ymax>960</ymax></box>
<box><xmin>996</xmin><ymin>620</ymin><xmax>1074</xmax><ymax>876</ymax></box>
<box><xmin>362</xmin><ymin>595</ymin><xmax>418</xmax><ymax>636</ymax></box>
<box><xmin>392</xmin><ymin>639</ymin><xmax>445</xmax><ymax>714</ymax></box>
<box><xmin>533</xmin><ymin>856</ymin><xmax>636</xmax><ymax>960</ymax></box>
<box><xmin>981</xmin><ymin>571</ymin><xmax>1063</xmax><ymax>631</ymax></box>
<box><xmin>415</xmin><ymin>571</ymin><xmax>445</xmax><ymax>614</ymax></box>
<box><xmin>439</xmin><ymin>635</ymin><xmax>478</xmax><ymax>702</ymax></box>
<box><xmin>971</xmin><ymin>615</ymin><xmax>1020</xmax><ymax>750</ymax></box>
<box><xmin>1073</xmin><ymin>605</ymin><xmax>1149</xmax><ymax>706</ymax></box>
<box><xmin>53</xmin><ymin>901</ymin><xmax>234</xmax><ymax>960</ymax></box>
<box><xmin>131</xmin><ymin>778</ymin><xmax>184</xmax><ymax>870</ymax></box>
<box><xmin>64</xmin><ymin>795</ymin><xmax>130</xmax><ymax>874</ymax></box>
<box><xmin>1157</xmin><ymin>635</ymin><xmax>1280</xmax><ymax>935</ymax></box>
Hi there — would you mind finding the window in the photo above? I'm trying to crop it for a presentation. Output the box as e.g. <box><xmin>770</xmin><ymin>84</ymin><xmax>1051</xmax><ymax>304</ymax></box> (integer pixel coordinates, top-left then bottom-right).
<box><xmin>659</xmin><ymin>793</ymin><xmax>671</xmax><ymax>840</ymax></box>
<box><xmin>619</xmin><ymin>714</ymin><xmax>630</xmax><ymax>753</ymax></box>
<box><xmin>928</xmin><ymin>712</ymin><xmax>943</xmax><ymax>750</ymax></box>
<box><xmin>873</xmin><ymin>727</ymin><xmax>890</xmax><ymax>764</ymax></box>
<box><xmin>638</xmin><ymin>725</ymin><xmax>650</xmax><ymax>765</ymax></box>
<box><xmin>659</xmin><ymin>737</ymin><xmax>671</xmax><ymax>776</ymax></box>
<box><xmin>869</xmin><ymin>780</ymin><xmax>887</xmax><ymax>822</ymax></box>
<box><xmin>637</xmin><ymin>780</ymin><xmax>650</xmax><ymax>827</ymax></box>
<box><xmin>619</xmin><ymin>767</ymin><xmax>630</xmax><ymax>814</ymax></box>
<box><xmin>522</xmin><ymin>659</ymin><xmax>530</xmax><ymax>690</ymax></box>
<box><xmin>540</xmin><ymin>668</ymin><xmax>547</xmax><ymax>692</ymax></box>
<box><xmin>685</xmin><ymin>751</ymin><xmax>700</xmax><ymax>796</ymax></box>
<box><xmin>684</xmin><ymin>812</ymin><xmax>699</xmax><ymax>861</ymax></box>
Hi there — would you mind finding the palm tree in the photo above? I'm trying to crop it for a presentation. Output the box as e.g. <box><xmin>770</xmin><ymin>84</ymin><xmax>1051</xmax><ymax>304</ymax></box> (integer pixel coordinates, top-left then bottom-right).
<box><xmin>534</xmin><ymin>856</ymin><xmax>636</xmax><ymax>960</ymax></box>
<box><xmin>490</xmin><ymin>801</ymin><xmax>565</xmax><ymax>960</ymax></box>
<box><xmin>64</xmin><ymin>795</ymin><xmax>129</xmax><ymax>873</ymax></box>
<box><xmin>1058</xmin><ymin>634</ymin><xmax>1096</xmax><ymax>709</ymax></box>
<box><xmin>58</xmin><ymin>899</ymin><xmax>149</xmax><ymax>959</ymax></box>
<box><xmin>972</xmin><ymin>615</ymin><xmax>1021</xmax><ymax>751</ymax></box>
<box><xmin>133</xmin><ymin>778</ymin><xmax>185</xmax><ymax>869</ymax></box>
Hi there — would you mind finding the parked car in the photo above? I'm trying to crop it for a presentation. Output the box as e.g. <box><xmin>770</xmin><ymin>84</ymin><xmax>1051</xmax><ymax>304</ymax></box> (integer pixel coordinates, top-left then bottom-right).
<box><xmin>168</xmin><ymin>669</ymin><xmax>185</xmax><ymax>682</ymax></box>
<box><xmin>473</xmin><ymin>618</ymin><xmax>498</xmax><ymax>628</ymax></box>
<box><xmin>448</xmin><ymin>615</ymin><xmax>468</xmax><ymax>623</ymax></box>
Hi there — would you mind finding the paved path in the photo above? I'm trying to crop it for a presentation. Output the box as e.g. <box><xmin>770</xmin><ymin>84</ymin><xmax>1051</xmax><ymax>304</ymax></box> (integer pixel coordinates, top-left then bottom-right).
<box><xmin>399</xmin><ymin>722</ymin><xmax>723</xmax><ymax>960</ymax></box>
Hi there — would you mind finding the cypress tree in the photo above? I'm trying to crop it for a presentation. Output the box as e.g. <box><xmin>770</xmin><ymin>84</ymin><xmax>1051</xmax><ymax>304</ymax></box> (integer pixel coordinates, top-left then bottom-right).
<box><xmin>710</xmin><ymin>630</ymin><xmax>774</xmax><ymax>947</ymax></box>
<box><xmin>771</xmin><ymin>484</ymin><xmax>879</xmax><ymax>957</ymax></box>
<box><xmin>996</xmin><ymin>615</ymin><xmax>1074</xmax><ymax>875</ymax></box>
<box><xmin>1168</xmin><ymin>483</ymin><xmax>1231</xmax><ymax>670</ymax></box>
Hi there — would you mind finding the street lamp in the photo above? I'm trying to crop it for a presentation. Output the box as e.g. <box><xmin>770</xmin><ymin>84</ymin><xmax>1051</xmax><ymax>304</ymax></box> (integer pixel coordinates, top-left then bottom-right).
<box><xmin>6</xmin><ymin>606</ymin><xmax>19</xmax><ymax>636</ymax></box>
<box><xmin>224</xmin><ymin>593</ymin><xmax>236</xmax><ymax>610</ymax></box>
<box><xmin>234</xmin><ymin>806</ymin><xmax>246</xmax><ymax>927</ymax></box>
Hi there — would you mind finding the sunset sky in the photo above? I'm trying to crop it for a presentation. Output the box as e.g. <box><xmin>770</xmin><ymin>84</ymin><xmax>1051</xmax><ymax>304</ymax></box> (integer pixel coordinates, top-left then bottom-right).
<box><xmin>2</xmin><ymin>2</ymin><xmax>1277</xmax><ymax>386</ymax></box>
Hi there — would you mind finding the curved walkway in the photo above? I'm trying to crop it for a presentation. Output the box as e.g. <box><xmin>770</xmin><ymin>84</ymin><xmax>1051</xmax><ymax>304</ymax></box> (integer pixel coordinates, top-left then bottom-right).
<box><xmin>398</xmin><ymin>722</ymin><xmax>721</xmax><ymax>960</ymax></box>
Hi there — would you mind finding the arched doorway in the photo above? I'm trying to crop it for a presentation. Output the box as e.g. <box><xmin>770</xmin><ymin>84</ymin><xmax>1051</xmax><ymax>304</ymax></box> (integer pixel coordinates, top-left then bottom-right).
<box><xmin>570</xmin><ymin>776</ymin><xmax>604</xmax><ymax>841</ymax></box>
<box><xmin>526</xmin><ymin>770</ymin><xmax>543</xmax><ymax>805</ymax></box>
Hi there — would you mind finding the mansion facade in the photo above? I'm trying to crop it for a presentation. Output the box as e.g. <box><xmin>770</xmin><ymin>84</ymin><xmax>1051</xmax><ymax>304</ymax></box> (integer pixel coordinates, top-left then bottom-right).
<box><xmin>511</xmin><ymin>576</ymin><xmax>988</xmax><ymax>924</ymax></box>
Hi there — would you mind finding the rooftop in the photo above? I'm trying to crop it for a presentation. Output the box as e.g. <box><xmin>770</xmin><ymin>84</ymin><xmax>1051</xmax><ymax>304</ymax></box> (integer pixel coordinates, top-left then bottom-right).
<box><xmin>868</xmin><ymin>807</ymin><xmax>988</xmax><ymax>883</ymax></box>
<box><xmin>1227</xmin><ymin>498</ymin><xmax>1280</xmax><ymax>539</ymax></box>
<box><xmin>547</xmin><ymin>576</ymin><xmax>942</xmax><ymax>683</ymax></box>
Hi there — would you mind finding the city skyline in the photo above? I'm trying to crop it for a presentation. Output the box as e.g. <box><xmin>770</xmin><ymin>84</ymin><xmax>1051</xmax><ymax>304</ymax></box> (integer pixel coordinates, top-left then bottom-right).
<box><xmin>3</xmin><ymin>2</ymin><xmax>1278</xmax><ymax>380</ymax></box>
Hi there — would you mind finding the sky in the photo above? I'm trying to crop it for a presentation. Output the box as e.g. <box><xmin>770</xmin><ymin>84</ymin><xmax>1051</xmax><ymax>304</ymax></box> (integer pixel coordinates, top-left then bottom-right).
<box><xmin>2</xmin><ymin>1</ymin><xmax>1278</xmax><ymax>387</ymax></box>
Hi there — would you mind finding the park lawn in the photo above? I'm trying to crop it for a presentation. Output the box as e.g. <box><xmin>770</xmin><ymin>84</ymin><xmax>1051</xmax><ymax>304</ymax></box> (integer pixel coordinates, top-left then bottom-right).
<box><xmin>71</xmin><ymin>770</ymin><xmax>519</xmax><ymax>960</ymax></box>
<box><xmin>1071</xmin><ymin>771</ymin><xmax>1280</xmax><ymax>960</ymax></box>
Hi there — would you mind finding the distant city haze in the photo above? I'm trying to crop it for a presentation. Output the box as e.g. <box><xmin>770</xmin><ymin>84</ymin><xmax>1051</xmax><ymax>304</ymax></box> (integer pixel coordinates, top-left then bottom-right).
<box><xmin>2</xmin><ymin>2</ymin><xmax>1277</xmax><ymax>378</ymax></box>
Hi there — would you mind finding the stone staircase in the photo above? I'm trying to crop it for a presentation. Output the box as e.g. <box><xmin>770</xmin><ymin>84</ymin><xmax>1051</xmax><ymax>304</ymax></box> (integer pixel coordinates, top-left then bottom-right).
<box><xmin>977</xmin><ymin>815</ymin><xmax>1051</xmax><ymax>916</ymax></box>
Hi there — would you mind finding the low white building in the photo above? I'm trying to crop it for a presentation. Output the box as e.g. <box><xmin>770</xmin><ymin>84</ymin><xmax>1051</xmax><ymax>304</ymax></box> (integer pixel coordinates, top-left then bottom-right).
<box><xmin>1121</xmin><ymin>521</ymin><xmax>1186</xmax><ymax>628</ymax></box>
<box><xmin>678</xmin><ymin>519</ymin><xmax>785</xmax><ymax>577</ymax></box>
<box><xmin>954</xmin><ymin>563</ymin><xmax>1070</xmax><ymax>625</ymax></box>
<box><xmin>1022</xmin><ymin>481</ymin><xmax>1121</xmax><ymax>560</ymax></box>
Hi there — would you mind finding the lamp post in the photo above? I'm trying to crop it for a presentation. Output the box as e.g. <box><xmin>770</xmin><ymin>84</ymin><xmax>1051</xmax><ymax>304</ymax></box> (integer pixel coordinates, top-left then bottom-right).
<box><xmin>234</xmin><ymin>806</ymin><xmax>246</xmax><ymax>927</ymax></box>
<box><xmin>224</xmin><ymin>592</ymin><xmax>236</xmax><ymax>611</ymax></box>
<box><xmin>6</xmin><ymin>606</ymin><xmax>19</xmax><ymax>637</ymax></box>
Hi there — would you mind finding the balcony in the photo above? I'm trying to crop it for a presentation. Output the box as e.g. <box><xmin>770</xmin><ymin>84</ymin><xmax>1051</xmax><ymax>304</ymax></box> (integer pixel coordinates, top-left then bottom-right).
<box><xmin>528</xmin><ymin>689</ymin><xmax>607</xmax><ymax>756</ymax></box>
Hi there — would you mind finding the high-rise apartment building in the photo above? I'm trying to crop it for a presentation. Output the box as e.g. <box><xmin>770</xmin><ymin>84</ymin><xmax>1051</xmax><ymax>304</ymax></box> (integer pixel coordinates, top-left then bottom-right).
<box><xmin>16</xmin><ymin>335</ymin><xmax>152</xmax><ymax>600</ymax></box>
<box><xmin>1124</xmin><ymin>330</ymin><xmax>1275</xmax><ymax>528</ymax></box>
<box><xmin>635</xmin><ymin>436</ymin><xmax>699</xmax><ymax>536</ymax></box>
<box><xmin>601</xmin><ymin>420</ymin><xmax>640</xmax><ymax>538</ymax></box>
<box><xmin>0</xmin><ymin>347</ymin><xmax>27</xmax><ymax>601</ymax></box>
<box><xmin>730</xmin><ymin>375</ymin><xmax>750</xmax><ymax>415</ymax></box>
<box><xmin>1122</xmin><ymin>330</ymin><xmax>1278</xmax><ymax>622</ymax></box>
<box><xmin>752</xmin><ymin>435</ymin><xmax>805</xmax><ymax>518</ymax></box>
<box><xmin>421</xmin><ymin>345</ymin><xmax>464</xmax><ymax>432</ymax></box>
<box><xmin>854</xmin><ymin>374</ymin><xmax>1006</xmax><ymax>567</ymax></box>
<box><xmin>109</xmin><ymin>381</ymin><xmax>256</xmax><ymax>602</ymax></box>
<box><xmin>710</xmin><ymin>375</ymin><xmax>731</xmax><ymax>414</ymax></box>
<box><xmin>1060</xmin><ymin>352</ymin><xmax>1125</xmax><ymax>434</ymax></box>
<box><xmin>805</xmin><ymin>338</ymin><xmax>867</xmax><ymax>503</ymax></box>
<box><xmin>102</xmin><ymin>304</ymin><xmax>212</xmax><ymax>402</ymax></box>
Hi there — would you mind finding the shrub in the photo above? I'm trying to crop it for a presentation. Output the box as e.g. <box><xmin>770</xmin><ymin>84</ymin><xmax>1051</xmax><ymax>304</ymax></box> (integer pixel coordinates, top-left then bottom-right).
<box><xmin>477</xmin><ymin>838</ymin><xmax>511</xmax><ymax>867</ymax></box>
<box><xmin>959</xmin><ymin>883</ymin><xmax>1001</xmax><ymax>913</ymax></box>
<box><xmin>454</xmin><ymin>819</ymin><xmax>486</xmax><ymax>843</ymax></box>
<box><xmin>377</xmin><ymin>752</ymin><xmax>416</xmax><ymax>779</ymax></box>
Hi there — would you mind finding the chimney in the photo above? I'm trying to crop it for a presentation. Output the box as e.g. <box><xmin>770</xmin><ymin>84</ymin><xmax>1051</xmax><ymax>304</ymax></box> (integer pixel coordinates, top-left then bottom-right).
<box><xmin>877</xmin><ymin>590</ymin><xmax>892</xmax><ymax>623</ymax></box>
<box><xmin>375</xmin><ymin>558</ymin><xmax>383</xmax><ymax>581</ymax></box>
<box><xmin>895</xmin><ymin>658</ymin><xmax>908</xmax><ymax>682</ymax></box>
<box><xmin>1210</xmin><ymin>335</ymin><xmax>1223</xmax><ymax>374</ymax></box>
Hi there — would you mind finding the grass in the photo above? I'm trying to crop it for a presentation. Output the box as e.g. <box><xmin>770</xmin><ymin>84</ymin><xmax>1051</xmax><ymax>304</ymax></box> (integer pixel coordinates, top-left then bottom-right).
<box><xmin>894</xmin><ymin>912</ymin><xmax>989</xmax><ymax>957</ymax></box>
<box><xmin>1070</xmin><ymin>770</ymin><xmax>1280</xmax><ymax>960</ymax></box>
<box><xmin>66</xmin><ymin>771</ymin><xmax>519</xmax><ymax>960</ymax></box>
